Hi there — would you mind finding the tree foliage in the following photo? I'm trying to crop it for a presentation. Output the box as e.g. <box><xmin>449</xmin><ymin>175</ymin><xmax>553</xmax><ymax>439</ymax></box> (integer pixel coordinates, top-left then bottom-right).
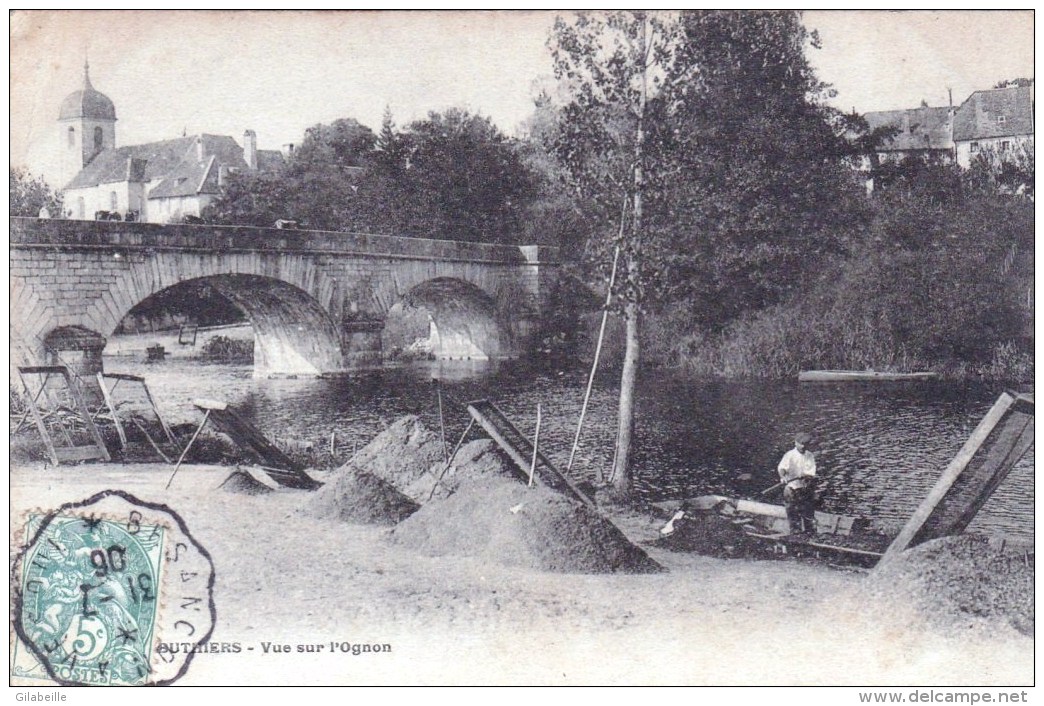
<box><xmin>10</xmin><ymin>168</ymin><xmax>63</xmax><ymax>217</ymax></box>
<box><xmin>203</xmin><ymin>110</ymin><xmax>537</xmax><ymax>243</ymax></box>
<box><xmin>661</xmin><ymin>11</ymin><xmax>866</xmax><ymax>325</ymax></box>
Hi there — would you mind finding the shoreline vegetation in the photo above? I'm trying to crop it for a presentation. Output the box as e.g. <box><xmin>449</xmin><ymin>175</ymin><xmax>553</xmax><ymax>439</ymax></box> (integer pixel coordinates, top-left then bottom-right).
<box><xmin>572</xmin><ymin>311</ymin><xmax>1033</xmax><ymax>385</ymax></box>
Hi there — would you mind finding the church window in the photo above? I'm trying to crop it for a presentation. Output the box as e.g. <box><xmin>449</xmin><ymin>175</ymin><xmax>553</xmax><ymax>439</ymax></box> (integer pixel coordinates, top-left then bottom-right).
<box><xmin>110</xmin><ymin>192</ymin><xmax>118</xmax><ymax>211</ymax></box>
<box><xmin>67</xmin><ymin>127</ymin><xmax>75</xmax><ymax>147</ymax></box>
<box><xmin>77</xmin><ymin>197</ymin><xmax>85</xmax><ymax>219</ymax></box>
<box><xmin>94</xmin><ymin>126</ymin><xmax>104</xmax><ymax>152</ymax></box>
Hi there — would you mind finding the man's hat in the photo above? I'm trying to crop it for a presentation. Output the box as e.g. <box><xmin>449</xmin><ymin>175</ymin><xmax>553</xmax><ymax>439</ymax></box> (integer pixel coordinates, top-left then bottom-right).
<box><xmin>795</xmin><ymin>432</ymin><xmax>812</xmax><ymax>445</ymax></box>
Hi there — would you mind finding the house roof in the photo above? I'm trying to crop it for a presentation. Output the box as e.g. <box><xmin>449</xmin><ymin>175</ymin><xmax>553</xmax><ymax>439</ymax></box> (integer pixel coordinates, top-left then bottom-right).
<box><xmin>64</xmin><ymin>133</ymin><xmax>284</xmax><ymax>196</ymax></box>
<box><xmin>59</xmin><ymin>64</ymin><xmax>116</xmax><ymax>122</ymax></box>
<box><xmin>256</xmin><ymin>149</ymin><xmax>285</xmax><ymax>172</ymax></box>
<box><xmin>147</xmin><ymin>135</ymin><xmax>253</xmax><ymax>199</ymax></box>
<box><xmin>863</xmin><ymin>105</ymin><xmax>954</xmax><ymax>152</ymax></box>
<box><xmin>952</xmin><ymin>86</ymin><xmax>1034</xmax><ymax>142</ymax></box>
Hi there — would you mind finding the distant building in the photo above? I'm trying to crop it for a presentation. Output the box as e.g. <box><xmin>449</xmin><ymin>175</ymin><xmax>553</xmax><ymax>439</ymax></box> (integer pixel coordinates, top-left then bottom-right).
<box><xmin>58</xmin><ymin>62</ymin><xmax>283</xmax><ymax>223</ymax></box>
<box><xmin>952</xmin><ymin>85</ymin><xmax>1034</xmax><ymax>168</ymax></box>
<box><xmin>861</xmin><ymin>104</ymin><xmax>955</xmax><ymax>167</ymax></box>
<box><xmin>855</xmin><ymin>84</ymin><xmax>1034</xmax><ymax>174</ymax></box>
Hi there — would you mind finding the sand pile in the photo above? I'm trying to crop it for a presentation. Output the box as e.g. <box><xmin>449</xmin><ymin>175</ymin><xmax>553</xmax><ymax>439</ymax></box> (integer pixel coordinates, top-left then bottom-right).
<box><xmin>862</xmin><ymin>534</ymin><xmax>1034</xmax><ymax>636</ymax></box>
<box><xmin>424</xmin><ymin>439</ymin><xmax>516</xmax><ymax>501</ymax></box>
<box><xmin>339</xmin><ymin>416</ymin><xmax>443</xmax><ymax>503</ymax></box>
<box><xmin>218</xmin><ymin>469</ymin><xmax>276</xmax><ymax>495</ymax></box>
<box><xmin>390</xmin><ymin>477</ymin><xmax>662</xmax><ymax>574</ymax></box>
<box><xmin>305</xmin><ymin>467</ymin><xmax>420</xmax><ymax>525</ymax></box>
<box><xmin>335</xmin><ymin>416</ymin><xmax>516</xmax><ymax>503</ymax></box>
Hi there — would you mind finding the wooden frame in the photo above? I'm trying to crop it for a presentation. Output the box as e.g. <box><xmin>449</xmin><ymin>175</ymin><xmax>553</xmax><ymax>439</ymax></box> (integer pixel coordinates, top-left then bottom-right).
<box><xmin>17</xmin><ymin>365</ymin><xmax>110</xmax><ymax>465</ymax></box>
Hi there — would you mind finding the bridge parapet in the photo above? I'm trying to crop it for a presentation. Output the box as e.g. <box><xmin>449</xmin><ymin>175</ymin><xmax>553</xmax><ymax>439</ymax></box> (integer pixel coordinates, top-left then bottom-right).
<box><xmin>10</xmin><ymin>218</ymin><xmax>557</xmax><ymax>266</ymax></box>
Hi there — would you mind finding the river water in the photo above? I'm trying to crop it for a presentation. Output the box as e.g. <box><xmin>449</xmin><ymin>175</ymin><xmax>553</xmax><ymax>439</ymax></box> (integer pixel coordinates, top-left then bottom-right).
<box><xmin>103</xmin><ymin>355</ymin><xmax>1034</xmax><ymax>541</ymax></box>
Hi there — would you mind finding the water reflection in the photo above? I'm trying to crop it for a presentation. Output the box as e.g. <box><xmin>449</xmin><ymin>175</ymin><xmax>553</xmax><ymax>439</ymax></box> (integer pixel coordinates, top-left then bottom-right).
<box><xmin>105</xmin><ymin>356</ymin><xmax>1033</xmax><ymax>540</ymax></box>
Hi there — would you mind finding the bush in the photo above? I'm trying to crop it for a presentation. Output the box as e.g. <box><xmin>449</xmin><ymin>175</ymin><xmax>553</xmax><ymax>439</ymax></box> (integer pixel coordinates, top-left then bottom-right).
<box><xmin>200</xmin><ymin>335</ymin><xmax>253</xmax><ymax>363</ymax></box>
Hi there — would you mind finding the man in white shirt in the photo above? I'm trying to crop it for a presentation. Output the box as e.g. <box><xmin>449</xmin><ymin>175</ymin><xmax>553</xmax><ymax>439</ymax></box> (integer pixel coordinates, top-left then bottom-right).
<box><xmin>777</xmin><ymin>432</ymin><xmax>817</xmax><ymax>534</ymax></box>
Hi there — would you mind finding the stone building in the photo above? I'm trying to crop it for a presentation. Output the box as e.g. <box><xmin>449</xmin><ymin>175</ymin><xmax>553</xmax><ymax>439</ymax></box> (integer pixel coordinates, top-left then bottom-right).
<box><xmin>952</xmin><ymin>85</ymin><xmax>1034</xmax><ymax>168</ymax></box>
<box><xmin>861</xmin><ymin>104</ymin><xmax>955</xmax><ymax>167</ymax></box>
<box><xmin>858</xmin><ymin>85</ymin><xmax>1033</xmax><ymax>171</ymax></box>
<box><xmin>58</xmin><ymin>62</ymin><xmax>283</xmax><ymax>223</ymax></box>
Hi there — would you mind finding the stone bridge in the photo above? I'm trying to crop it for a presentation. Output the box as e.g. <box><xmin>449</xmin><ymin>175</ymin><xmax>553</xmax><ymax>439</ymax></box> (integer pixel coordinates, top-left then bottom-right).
<box><xmin>10</xmin><ymin>218</ymin><xmax>559</xmax><ymax>376</ymax></box>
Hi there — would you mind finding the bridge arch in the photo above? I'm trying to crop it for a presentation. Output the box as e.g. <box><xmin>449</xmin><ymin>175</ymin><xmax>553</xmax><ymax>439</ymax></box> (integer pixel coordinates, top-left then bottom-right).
<box><xmin>120</xmin><ymin>275</ymin><xmax>343</xmax><ymax>376</ymax></box>
<box><xmin>383</xmin><ymin>277</ymin><xmax>515</xmax><ymax>361</ymax></box>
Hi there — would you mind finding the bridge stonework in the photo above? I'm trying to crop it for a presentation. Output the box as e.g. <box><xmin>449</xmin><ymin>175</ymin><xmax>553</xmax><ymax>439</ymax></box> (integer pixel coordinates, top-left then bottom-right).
<box><xmin>10</xmin><ymin>218</ymin><xmax>559</xmax><ymax>376</ymax></box>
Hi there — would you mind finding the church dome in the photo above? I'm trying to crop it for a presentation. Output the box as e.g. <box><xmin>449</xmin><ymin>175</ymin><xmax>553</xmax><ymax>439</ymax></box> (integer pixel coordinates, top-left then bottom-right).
<box><xmin>59</xmin><ymin>62</ymin><xmax>116</xmax><ymax>121</ymax></box>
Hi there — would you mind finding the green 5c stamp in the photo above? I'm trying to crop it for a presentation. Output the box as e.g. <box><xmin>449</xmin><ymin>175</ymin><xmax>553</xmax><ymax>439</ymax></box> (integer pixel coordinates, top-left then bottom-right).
<box><xmin>11</xmin><ymin>490</ymin><xmax>216</xmax><ymax>686</ymax></box>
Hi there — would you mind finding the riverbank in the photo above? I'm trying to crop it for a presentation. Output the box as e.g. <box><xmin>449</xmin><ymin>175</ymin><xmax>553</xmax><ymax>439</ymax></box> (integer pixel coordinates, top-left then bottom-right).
<box><xmin>10</xmin><ymin>460</ymin><xmax>1032</xmax><ymax>685</ymax></box>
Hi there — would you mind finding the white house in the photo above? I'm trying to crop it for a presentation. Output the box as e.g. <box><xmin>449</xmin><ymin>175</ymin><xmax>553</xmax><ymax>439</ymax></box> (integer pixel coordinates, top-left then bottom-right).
<box><xmin>58</xmin><ymin>63</ymin><xmax>282</xmax><ymax>223</ymax></box>
<box><xmin>952</xmin><ymin>85</ymin><xmax>1034</xmax><ymax>168</ymax></box>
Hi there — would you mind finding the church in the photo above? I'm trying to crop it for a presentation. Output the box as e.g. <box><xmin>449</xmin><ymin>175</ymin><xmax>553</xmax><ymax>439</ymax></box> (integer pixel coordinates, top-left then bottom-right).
<box><xmin>58</xmin><ymin>62</ymin><xmax>284</xmax><ymax>223</ymax></box>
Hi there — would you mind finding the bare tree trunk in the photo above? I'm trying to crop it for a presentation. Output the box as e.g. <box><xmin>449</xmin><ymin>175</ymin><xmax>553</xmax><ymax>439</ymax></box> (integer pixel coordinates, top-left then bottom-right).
<box><xmin>611</xmin><ymin>294</ymin><xmax>640</xmax><ymax>495</ymax></box>
<box><xmin>610</xmin><ymin>14</ymin><xmax>651</xmax><ymax>498</ymax></box>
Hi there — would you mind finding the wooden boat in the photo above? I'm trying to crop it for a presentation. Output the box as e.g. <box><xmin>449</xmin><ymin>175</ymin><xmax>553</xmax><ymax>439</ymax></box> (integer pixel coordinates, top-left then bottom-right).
<box><xmin>653</xmin><ymin>495</ymin><xmax>893</xmax><ymax>565</ymax></box>
<box><xmin>799</xmin><ymin>370</ymin><xmax>938</xmax><ymax>382</ymax></box>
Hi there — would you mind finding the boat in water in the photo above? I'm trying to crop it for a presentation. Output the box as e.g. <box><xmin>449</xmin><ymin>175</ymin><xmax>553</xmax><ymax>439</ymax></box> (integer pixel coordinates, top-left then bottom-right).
<box><xmin>798</xmin><ymin>370</ymin><xmax>938</xmax><ymax>382</ymax></box>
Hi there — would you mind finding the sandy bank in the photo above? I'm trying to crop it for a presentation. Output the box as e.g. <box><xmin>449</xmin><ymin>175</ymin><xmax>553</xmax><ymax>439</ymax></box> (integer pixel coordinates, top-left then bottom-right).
<box><xmin>9</xmin><ymin>460</ymin><xmax>1032</xmax><ymax>685</ymax></box>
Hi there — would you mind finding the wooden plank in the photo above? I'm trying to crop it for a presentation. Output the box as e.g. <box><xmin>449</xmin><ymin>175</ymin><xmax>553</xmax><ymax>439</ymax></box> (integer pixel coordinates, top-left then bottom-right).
<box><xmin>19</xmin><ymin>365</ymin><xmax>68</xmax><ymax>374</ymax></box>
<box><xmin>64</xmin><ymin>368</ymin><xmax>110</xmax><ymax>462</ymax></box>
<box><xmin>467</xmin><ymin>400</ymin><xmax>594</xmax><ymax>507</ymax></box>
<box><xmin>141</xmin><ymin>379</ymin><xmax>178</xmax><ymax>445</ymax></box>
<box><xmin>54</xmin><ymin>445</ymin><xmax>109</xmax><ymax>462</ymax></box>
<box><xmin>468</xmin><ymin>404</ymin><xmax>540</xmax><ymax>485</ymax></box>
<box><xmin>96</xmin><ymin>372</ymin><xmax>129</xmax><ymax>451</ymax></box>
<box><xmin>20</xmin><ymin>369</ymin><xmax>60</xmax><ymax>466</ymax></box>
<box><xmin>101</xmin><ymin>372</ymin><xmax>147</xmax><ymax>382</ymax></box>
<box><xmin>913</xmin><ymin>411</ymin><xmax>1033</xmax><ymax>542</ymax></box>
<box><xmin>252</xmin><ymin>465</ymin><xmax>323</xmax><ymax>491</ymax></box>
<box><xmin>799</xmin><ymin>370</ymin><xmax>937</xmax><ymax>382</ymax></box>
<box><xmin>879</xmin><ymin>392</ymin><xmax>1018</xmax><ymax>565</ymax></box>
<box><xmin>192</xmin><ymin>400</ymin><xmax>321</xmax><ymax>490</ymax></box>
<box><xmin>192</xmin><ymin>398</ymin><xmax>229</xmax><ymax>411</ymax></box>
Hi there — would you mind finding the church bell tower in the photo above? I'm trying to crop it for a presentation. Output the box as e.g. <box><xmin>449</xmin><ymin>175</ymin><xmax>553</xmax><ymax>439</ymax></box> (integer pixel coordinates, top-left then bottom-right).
<box><xmin>58</xmin><ymin>60</ymin><xmax>117</xmax><ymax>188</ymax></box>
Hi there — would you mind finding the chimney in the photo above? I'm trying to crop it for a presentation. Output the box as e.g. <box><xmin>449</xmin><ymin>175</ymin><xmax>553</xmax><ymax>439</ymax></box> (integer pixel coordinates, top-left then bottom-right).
<box><xmin>243</xmin><ymin>129</ymin><xmax>258</xmax><ymax>170</ymax></box>
<box><xmin>281</xmin><ymin>143</ymin><xmax>295</xmax><ymax>159</ymax></box>
<box><xmin>195</xmin><ymin>135</ymin><xmax>205</xmax><ymax>162</ymax></box>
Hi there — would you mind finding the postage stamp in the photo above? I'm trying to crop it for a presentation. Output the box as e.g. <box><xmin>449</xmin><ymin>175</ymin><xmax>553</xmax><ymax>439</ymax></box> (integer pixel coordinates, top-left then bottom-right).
<box><xmin>11</xmin><ymin>490</ymin><xmax>216</xmax><ymax>686</ymax></box>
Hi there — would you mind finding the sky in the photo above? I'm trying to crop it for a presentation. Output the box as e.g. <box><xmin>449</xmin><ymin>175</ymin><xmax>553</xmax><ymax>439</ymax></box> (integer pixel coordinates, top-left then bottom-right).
<box><xmin>9</xmin><ymin>10</ymin><xmax>1034</xmax><ymax>187</ymax></box>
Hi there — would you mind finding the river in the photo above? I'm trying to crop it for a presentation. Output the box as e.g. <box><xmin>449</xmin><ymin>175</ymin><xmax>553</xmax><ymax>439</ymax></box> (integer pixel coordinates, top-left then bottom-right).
<box><xmin>102</xmin><ymin>354</ymin><xmax>1034</xmax><ymax>541</ymax></box>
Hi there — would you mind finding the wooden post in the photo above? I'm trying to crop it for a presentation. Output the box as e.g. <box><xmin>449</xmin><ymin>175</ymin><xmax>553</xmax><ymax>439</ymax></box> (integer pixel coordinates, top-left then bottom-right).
<box><xmin>529</xmin><ymin>404</ymin><xmax>542</xmax><ymax>487</ymax></box>
<box><xmin>166</xmin><ymin>409</ymin><xmax>211</xmax><ymax>489</ymax></box>
<box><xmin>96</xmin><ymin>372</ymin><xmax>128</xmax><ymax>452</ymax></box>
<box><xmin>435</xmin><ymin>380</ymin><xmax>448</xmax><ymax>462</ymax></box>
<box><xmin>428</xmin><ymin>419</ymin><xmax>476</xmax><ymax>501</ymax></box>
<box><xmin>567</xmin><ymin>195</ymin><xmax>628</xmax><ymax>479</ymax></box>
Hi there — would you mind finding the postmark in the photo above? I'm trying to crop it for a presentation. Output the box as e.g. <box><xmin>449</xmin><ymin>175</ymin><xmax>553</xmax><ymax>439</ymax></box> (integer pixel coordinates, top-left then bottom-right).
<box><xmin>11</xmin><ymin>490</ymin><xmax>216</xmax><ymax>686</ymax></box>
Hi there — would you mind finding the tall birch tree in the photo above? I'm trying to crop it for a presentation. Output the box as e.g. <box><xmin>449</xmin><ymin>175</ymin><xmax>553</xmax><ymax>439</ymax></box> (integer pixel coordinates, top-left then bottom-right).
<box><xmin>549</xmin><ymin>11</ymin><xmax>684</xmax><ymax>497</ymax></box>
